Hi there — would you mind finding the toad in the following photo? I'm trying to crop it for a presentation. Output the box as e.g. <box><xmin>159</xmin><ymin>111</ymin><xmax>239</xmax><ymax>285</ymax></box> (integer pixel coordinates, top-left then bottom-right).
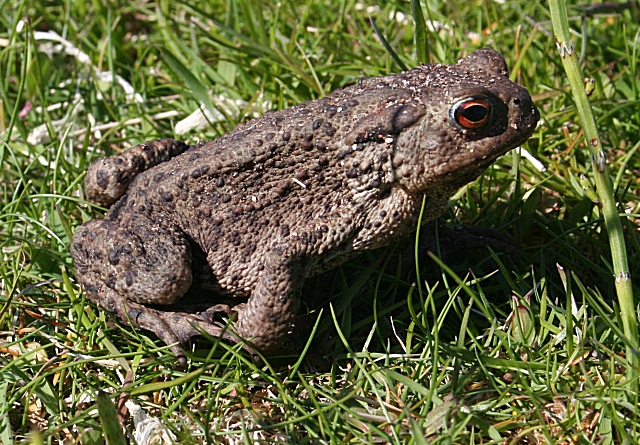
<box><xmin>71</xmin><ymin>49</ymin><xmax>539</xmax><ymax>361</ymax></box>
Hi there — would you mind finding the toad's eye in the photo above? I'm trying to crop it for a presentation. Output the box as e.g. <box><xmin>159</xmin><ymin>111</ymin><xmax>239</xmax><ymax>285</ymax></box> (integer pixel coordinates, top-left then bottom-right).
<box><xmin>450</xmin><ymin>97</ymin><xmax>491</xmax><ymax>129</ymax></box>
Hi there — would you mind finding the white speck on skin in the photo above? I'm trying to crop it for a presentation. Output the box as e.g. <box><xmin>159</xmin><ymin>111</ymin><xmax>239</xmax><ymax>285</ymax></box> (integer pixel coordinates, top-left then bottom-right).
<box><xmin>292</xmin><ymin>178</ymin><xmax>307</xmax><ymax>189</ymax></box>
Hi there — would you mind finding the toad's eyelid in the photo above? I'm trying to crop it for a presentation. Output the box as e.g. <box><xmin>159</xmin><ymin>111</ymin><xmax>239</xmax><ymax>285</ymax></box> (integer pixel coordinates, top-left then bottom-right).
<box><xmin>449</xmin><ymin>87</ymin><xmax>496</xmax><ymax>104</ymax></box>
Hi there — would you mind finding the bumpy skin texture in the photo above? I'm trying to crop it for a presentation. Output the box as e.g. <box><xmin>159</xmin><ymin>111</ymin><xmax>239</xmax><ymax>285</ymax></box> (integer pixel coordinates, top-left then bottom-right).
<box><xmin>71</xmin><ymin>49</ymin><xmax>539</xmax><ymax>360</ymax></box>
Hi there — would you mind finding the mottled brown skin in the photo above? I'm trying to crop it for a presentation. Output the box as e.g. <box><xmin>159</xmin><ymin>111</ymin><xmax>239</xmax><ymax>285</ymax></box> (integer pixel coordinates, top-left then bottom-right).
<box><xmin>71</xmin><ymin>49</ymin><xmax>539</xmax><ymax>361</ymax></box>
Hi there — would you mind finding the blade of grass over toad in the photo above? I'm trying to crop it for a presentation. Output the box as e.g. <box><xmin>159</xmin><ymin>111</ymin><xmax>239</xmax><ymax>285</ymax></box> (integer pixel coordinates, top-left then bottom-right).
<box><xmin>410</xmin><ymin>0</ymin><xmax>429</xmax><ymax>64</ymax></box>
<box><xmin>161</xmin><ymin>49</ymin><xmax>218</xmax><ymax>126</ymax></box>
<box><xmin>548</xmin><ymin>0</ymin><xmax>637</xmax><ymax>386</ymax></box>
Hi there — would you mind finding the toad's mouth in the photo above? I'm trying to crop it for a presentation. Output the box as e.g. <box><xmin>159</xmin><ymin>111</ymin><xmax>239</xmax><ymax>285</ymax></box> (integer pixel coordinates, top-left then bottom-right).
<box><xmin>403</xmin><ymin>113</ymin><xmax>539</xmax><ymax>193</ymax></box>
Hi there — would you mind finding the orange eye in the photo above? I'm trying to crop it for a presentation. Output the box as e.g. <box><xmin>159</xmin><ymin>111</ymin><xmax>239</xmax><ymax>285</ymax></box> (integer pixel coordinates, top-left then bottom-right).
<box><xmin>451</xmin><ymin>97</ymin><xmax>491</xmax><ymax>129</ymax></box>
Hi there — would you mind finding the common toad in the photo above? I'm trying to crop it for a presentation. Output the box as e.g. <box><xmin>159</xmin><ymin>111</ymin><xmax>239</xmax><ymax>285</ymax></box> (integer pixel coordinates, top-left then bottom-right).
<box><xmin>71</xmin><ymin>49</ymin><xmax>539</xmax><ymax>360</ymax></box>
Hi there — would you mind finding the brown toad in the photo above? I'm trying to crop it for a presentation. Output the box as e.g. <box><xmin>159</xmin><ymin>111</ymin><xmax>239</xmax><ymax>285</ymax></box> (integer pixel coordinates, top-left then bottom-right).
<box><xmin>71</xmin><ymin>49</ymin><xmax>539</xmax><ymax>360</ymax></box>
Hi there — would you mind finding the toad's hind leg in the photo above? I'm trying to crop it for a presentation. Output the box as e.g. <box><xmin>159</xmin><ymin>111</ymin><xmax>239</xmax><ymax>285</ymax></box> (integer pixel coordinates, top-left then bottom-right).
<box><xmin>71</xmin><ymin>216</ymin><xmax>193</xmax><ymax>307</ymax></box>
<box><xmin>71</xmin><ymin>215</ymin><xmax>206</xmax><ymax>363</ymax></box>
<box><xmin>72</xmin><ymin>216</ymin><xmax>244</xmax><ymax>363</ymax></box>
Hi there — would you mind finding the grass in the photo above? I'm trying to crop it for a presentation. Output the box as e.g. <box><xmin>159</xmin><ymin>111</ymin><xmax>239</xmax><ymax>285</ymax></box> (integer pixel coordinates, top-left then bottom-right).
<box><xmin>1</xmin><ymin>0</ymin><xmax>639</xmax><ymax>443</ymax></box>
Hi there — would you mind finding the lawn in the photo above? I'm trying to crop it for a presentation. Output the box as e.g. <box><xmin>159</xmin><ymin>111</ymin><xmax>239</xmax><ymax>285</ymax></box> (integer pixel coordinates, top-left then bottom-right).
<box><xmin>1</xmin><ymin>0</ymin><xmax>639</xmax><ymax>443</ymax></box>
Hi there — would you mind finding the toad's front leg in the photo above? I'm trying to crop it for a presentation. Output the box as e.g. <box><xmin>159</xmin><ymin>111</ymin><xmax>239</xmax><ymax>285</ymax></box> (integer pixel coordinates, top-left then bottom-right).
<box><xmin>233</xmin><ymin>249</ymin><xmax>311</xmax><ymax>357</ymax></box>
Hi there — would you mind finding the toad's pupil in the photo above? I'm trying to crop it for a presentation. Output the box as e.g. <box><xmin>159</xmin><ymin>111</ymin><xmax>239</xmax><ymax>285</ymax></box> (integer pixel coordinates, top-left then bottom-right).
<box><xmin>460</xmin><ymin>104</ymin><xmax>488</xmax><ymax>122</ymax></box>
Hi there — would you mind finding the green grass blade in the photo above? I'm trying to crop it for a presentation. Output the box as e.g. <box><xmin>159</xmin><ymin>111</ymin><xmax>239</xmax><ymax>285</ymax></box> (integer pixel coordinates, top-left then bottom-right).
<box><xmin>96</xmin><ymin>391</ymin><xmax>127</xmax><ymax>445</ymax></box>
<box><xmin>161</xmin><ymin>49</ymin><xmax>219</xmax><ymax>127</ymax></box>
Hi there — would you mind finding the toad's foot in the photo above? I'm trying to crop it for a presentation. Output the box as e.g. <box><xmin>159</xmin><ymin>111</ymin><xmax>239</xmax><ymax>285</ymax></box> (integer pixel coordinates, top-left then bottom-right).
<box><xmin>107</xmin><ymin>296</ymin><xmax>238</xmax><ymax>368</ymax></box>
